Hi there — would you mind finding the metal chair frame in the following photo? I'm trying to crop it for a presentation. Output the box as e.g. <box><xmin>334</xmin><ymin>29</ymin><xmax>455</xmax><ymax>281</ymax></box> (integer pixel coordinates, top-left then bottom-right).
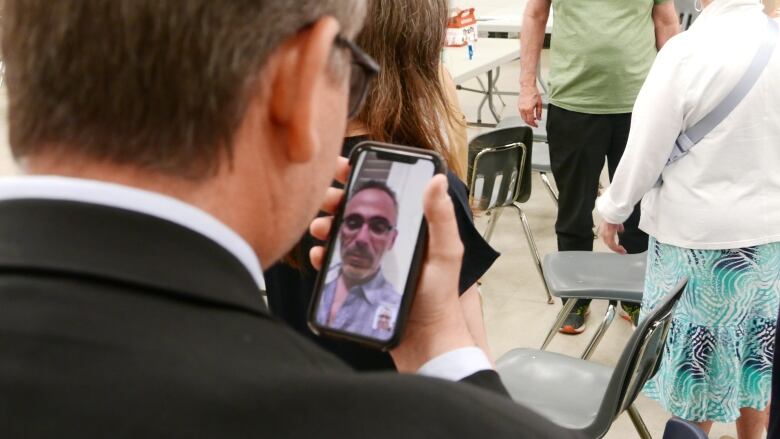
<box><xmin>538</xmin><ymin>251</ymin><xmax>647</xmax><ymax>359</ymax></box>
<box><xmin>679</xmin><ymin>12</ymin><xmax>696</xmax><ymax>30</ymax></box>
<box><xmin>674</xmin><ymin>0</ymin><xmax>700</xmax><ymax>31</ymax></box>
<box><xmin>468</xmin><ymin>132</ymin><xmax>554</xmax><ymax>304</ymax></box>
<box><xmin>495</xmin><ymin>116</ymin><xmax>558</xmax><ymax>205</ymax></box>
<box><xmin>541</xmin><ymin>294</ymin><xmax>621</xmax><ymax>361</ymax></box>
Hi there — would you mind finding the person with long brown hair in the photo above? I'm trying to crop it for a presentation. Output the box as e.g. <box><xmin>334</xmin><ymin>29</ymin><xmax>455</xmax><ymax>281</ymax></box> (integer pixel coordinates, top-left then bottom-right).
<box><xmin>264</xmin><ymin>0</ymin><xmax>498</xmax><ymax>371</ymax></box>
<box><xmin>347</xmin><ymin>0</ymin><xmax>467</xmax><ymax>178</ymax></box>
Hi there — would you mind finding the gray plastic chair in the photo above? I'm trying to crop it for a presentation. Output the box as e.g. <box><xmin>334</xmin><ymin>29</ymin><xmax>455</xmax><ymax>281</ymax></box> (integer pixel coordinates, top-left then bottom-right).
<box><xmin>497</xmin><ymin>279</ymin><xmax>687</xmax><ymax>439</ymax></box>
<box><xmin>496</xmin><ymin>115</ymin><xmax>558</xmax><ymax>204</ymax></box>
<box><xmin>468</xmin><ymin>126</ymin><xmax>553</xmax><ymax>304</ymax></box>
<box><xmin>662</xmin><ymin>417</ymin><xmax>708</xmax><ymax>439</ymax></box>
<box><xmin>540</xmin><ymin>251</ymin><xmax>647</xmax><ymax>359</ymax></box>
<box><xmin>674</xmin><ymin>0</ymin><xmax>700</xmax><ymax>31</ymax></box>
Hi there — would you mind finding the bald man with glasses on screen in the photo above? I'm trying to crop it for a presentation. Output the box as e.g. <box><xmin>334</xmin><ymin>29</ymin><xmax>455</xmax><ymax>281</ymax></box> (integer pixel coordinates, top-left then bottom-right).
<box><xmin>317</xmin><ymin>181</ymin><xmax>401</xmax><ymax>340</ymax></box>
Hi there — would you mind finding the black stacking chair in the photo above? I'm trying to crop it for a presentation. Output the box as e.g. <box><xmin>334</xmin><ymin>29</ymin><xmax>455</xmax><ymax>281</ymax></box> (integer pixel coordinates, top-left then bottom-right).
<box><xmin>662</xmin><ymin>417</ymin><xmax>709</xmax><ymax>439</ymax></box>
<box><xmin>497</xmin><ymin>279</ymin><xmax>688</xmax><ymax>439</ymax></box>
<box><xmin>468</xmin><ymin>126</ymin><xmax>552</xmax><ymax>304</ymax></box>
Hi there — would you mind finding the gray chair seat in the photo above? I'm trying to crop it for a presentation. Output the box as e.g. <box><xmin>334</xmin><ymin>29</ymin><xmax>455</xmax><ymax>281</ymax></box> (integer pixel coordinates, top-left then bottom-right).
<box><xmin>540</xmin><ymin>251</ymin><xmax>647</xmax><ymax>360</ymax></box>
<box><xmin>543</xmin><ymin>251</ymin><xmax>646</xmax><ymax>303</ymax></box>
<box><xmin>497</xmin><ymin>280</ymin><xmax>688</xmax><ymax>439</ymax></box>
<box><xmin>675</xmin><ymin>0</ymin><xmax>700</xmax><ymax>31</ymax></box>
<box><xmin>532</xmin><ymin>142</ymin><xmax>551</xmax><ymax>173</ymax></box>
<box><xmin>530</xmin><ymin>122</ymin><xmax>547</xmax><ymax>143</ymax></box>
<box><xmin>497</xmin><ymin>115</ymin><xmax>547</xmax><ymax>143</ymax></box>
<box><xmin>497</xmin><ymin>349</ymin><xmax>611</xmax><ymax>430</ymax></box>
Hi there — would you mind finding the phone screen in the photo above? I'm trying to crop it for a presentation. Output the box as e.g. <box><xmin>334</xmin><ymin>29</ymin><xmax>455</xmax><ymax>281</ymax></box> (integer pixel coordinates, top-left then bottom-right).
<box><xmin>310</xmin><ymin>145</ymin><xmax>437</xmax><ymax>346</ymax></box>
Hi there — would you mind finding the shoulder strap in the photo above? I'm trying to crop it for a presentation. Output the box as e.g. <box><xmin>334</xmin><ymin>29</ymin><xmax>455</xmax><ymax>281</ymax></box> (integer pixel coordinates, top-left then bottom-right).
<box><xmin>668</xmin><ymin>18</ymin><xmax>779</xmax><ymax>164</ymax></box>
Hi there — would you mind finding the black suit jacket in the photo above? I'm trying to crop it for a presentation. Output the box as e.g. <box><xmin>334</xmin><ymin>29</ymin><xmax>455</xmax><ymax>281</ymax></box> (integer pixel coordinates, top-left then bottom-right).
<box><xmin>0</xmin><ymin>199</ymin><xmax>580</xmax><ymax>438</ymax></box>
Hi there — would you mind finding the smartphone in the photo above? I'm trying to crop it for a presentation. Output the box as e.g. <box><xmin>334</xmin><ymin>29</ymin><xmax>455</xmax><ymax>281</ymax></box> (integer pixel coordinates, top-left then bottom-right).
<box><xmin>307</xmin><ymin>141</ymin><xmax>445</xmax><ymax>350</ymax></box>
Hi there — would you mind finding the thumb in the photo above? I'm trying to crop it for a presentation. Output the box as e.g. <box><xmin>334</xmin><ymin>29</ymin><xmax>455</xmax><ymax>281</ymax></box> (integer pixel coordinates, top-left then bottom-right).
<box><xmin>423</xmin><ymin>175</ymin><xmax>463</xmax><ymax>264</ymax></box>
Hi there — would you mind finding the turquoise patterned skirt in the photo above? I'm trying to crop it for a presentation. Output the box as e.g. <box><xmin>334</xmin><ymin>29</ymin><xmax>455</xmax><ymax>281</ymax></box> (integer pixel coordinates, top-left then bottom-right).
<box><xmin>639</xmin><ymin>237</ymin><xmax>780</xmax><ymax>423</ymax></box>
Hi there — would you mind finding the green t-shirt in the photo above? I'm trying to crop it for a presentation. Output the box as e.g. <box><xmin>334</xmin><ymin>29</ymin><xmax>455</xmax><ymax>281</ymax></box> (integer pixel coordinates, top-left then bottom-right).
<box><xmin>548</xmin><ymin>0</ymin><xmax>668</xmax><ymax>114</ymax></box>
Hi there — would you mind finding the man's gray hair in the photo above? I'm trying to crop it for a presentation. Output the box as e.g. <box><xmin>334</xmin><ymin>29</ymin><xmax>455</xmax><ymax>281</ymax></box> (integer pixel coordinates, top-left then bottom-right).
<box><xmin>2</xmin><ymin>0</ymin><xmax>366</xmax><ymax>179</ymax></box>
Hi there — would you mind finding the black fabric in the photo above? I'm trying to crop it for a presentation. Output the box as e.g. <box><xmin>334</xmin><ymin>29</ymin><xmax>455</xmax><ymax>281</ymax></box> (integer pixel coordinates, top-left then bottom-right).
<box><xmin>265</xmin><ymin>136</ymin><xmax>499</xmax><ymax>371</ymax></box>
<box><xmin>770</xmin><ymin>311</ymin><xmax>780</xmax><ymax>438</ymax></box>
<box><xmin>460</xmin><ymin>370</ymin><xmax>511</xmax><ymax>397</ymax></box>
<box><xmin>0</xmin><ymin>199</ymin><xmax>582</xmax><ymax>439</ymax></box>
<box><xmin>546</xmin><ymin>105</ymin><xmax>648</xmax><ymax>254</ymax></box>
<box><xmin>546</xmin><ymin>105</ymin><xmax>649</xmax><ymax>308</ymax></box>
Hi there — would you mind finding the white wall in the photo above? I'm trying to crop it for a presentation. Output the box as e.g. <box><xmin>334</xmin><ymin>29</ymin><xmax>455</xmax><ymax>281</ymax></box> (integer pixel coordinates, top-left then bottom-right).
<box><xmin>381</xmin><ymin>159</ymin><xmax>433</xmax><ymax>292</ymax></box>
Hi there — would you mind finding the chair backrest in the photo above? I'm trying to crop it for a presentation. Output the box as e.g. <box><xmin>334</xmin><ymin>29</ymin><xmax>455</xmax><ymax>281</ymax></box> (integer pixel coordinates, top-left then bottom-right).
<box><xmin>585</xmin><ymin>279</ymin><xmax>688</xmax><ymax>438</ymax></box>
<box><xmin>674</xmin><ymin>0</ymin><xmax>700</xmax><ymax>30</ymax></box>
<box><xmin>467</xmin><ymin>126</ymin><xmax>534</xmax><ymax>211</ymax></box>
<box><xmin>663</xmin><ymin>417</ymin><xmax>709</xmax><ymax>439</ymax></box>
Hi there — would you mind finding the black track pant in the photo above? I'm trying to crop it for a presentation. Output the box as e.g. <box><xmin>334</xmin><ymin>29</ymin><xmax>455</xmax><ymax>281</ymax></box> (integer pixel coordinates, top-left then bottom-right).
<box><xmin>546</xmin><ymin>104</ymin><xmax>648</xmax><ymax>309</ymax></box>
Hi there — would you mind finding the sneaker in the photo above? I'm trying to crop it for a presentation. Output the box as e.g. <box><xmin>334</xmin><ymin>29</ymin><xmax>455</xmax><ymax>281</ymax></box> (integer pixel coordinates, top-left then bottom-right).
<box><xmin>618</xmin><ymin>302</ymin><xmax>640</xmax><ymax>327</ymax></box>
<box><xmin>559</xmin><ymin>305</ymin><xmax>590</xmax><ymax>334</ymax></box>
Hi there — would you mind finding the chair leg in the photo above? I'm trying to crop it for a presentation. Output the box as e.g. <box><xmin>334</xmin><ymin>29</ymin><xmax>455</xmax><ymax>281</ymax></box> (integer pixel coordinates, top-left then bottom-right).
<box><xmin>482</xmin><ymin>207</ymin><xmax>504</xmax><ymax>244</ymax></box>
<box><xmin>512</xmin><ymin>203</ymin><xmax>554</xmax><ymax>304</ymax></box>
<box><xmin>540</xmin><ymin>296</ymin><xmax>576</xmax><ymax>350</ymax></box>
<box><xmin>539</xmin><ymin>172</ymin><xmax>559</xmax><ymax>204</ymax></box>
<box><xmin>492</xmin><ymin>67</ymin><xmax>507</xmax><ymax>107</ymax></box>
<box><xmin>475</xmin><ymin>76</ymin><xmax>489</xmax><ymax>124</ymax></box>
<box><xmin>627</xmin><ymin>405</ymin><xmax>653</xmax><ymax>439</ymax></box>
<box><xmin>581</xmin><ymin>301</ymin><xmax>616</xmax><ymax>360</ymax></box>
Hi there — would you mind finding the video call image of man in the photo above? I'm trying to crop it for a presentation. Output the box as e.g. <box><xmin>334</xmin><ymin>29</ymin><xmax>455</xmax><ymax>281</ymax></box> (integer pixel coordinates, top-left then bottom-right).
<box><xmin>317</xmin><ymin>180</ymin><xmax>402</xmax><ymax>341</ymax></box>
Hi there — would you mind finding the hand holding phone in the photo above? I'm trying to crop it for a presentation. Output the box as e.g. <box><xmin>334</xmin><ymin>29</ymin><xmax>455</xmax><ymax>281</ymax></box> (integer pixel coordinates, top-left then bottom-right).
<box><xmin>309</xmin><ymin>142</ymin><xmax>442</xmax><ymax>349</ymax></box>
<box><xmin>309</xmin><ymin>144</ymin><xmax>476</xmax><ymax>368</ymax></box>
<box><xmin>387</xmin><ymin>174</ymin><xmax>477</xmax><ymax>372</ymax></box>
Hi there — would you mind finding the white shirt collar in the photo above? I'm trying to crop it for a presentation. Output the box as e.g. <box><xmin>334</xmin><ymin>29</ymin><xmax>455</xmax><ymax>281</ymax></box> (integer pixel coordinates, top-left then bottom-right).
<box><xmin>0</xmin><ymin>175</ymin><xmax>265</xmax><ymax>291</ymax></box>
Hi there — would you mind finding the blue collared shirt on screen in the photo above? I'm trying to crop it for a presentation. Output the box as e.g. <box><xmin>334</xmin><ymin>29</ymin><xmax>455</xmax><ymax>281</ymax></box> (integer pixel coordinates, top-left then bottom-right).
<box><xmin>316</xmin><ymin>266</ymin><xmax>401</xmax><ymax>341</ymax></box>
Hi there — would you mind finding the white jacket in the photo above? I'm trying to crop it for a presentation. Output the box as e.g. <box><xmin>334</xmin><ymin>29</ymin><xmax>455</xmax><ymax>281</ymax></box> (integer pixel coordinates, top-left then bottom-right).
<box><xmin>597</xmin><ymin>0</ymin><xmax>780</xmax><ymax>250</ymax></box>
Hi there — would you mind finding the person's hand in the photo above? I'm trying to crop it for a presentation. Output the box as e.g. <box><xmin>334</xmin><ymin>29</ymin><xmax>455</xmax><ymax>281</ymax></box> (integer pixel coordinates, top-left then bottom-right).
<box><xmin>598</xmin><ymin>221</ymin><xmax>627</xmax><ymax>255</ymax></box>
<box><xmin>389</xmin><ymin>175</ymin><xmax>474</xmax><ymax>372</ymax></box>
<box><xmin>310</xmin><ymin>170</ymin><xmax>475</xmax><ymax>372</ymax></box>
<box><xmin>518</xmin><ymin>84</ymin><xmax>543</xmax><ymax>128</ymax></box>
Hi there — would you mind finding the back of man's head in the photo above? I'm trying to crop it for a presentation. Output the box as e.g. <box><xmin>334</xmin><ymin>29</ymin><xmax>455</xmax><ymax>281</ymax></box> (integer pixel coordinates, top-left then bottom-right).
<box><xmin>1</xmin><ymin>0</ymin><xmax>364</xmax><ymax>179</ymax></box>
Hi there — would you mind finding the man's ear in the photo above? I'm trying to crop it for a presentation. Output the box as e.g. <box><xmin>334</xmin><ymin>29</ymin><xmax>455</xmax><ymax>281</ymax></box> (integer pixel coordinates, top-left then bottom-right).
<box><xmin>269</xmin><ymin>17</ymin><xmax>342</xmax><ymax>163</ymax></box>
